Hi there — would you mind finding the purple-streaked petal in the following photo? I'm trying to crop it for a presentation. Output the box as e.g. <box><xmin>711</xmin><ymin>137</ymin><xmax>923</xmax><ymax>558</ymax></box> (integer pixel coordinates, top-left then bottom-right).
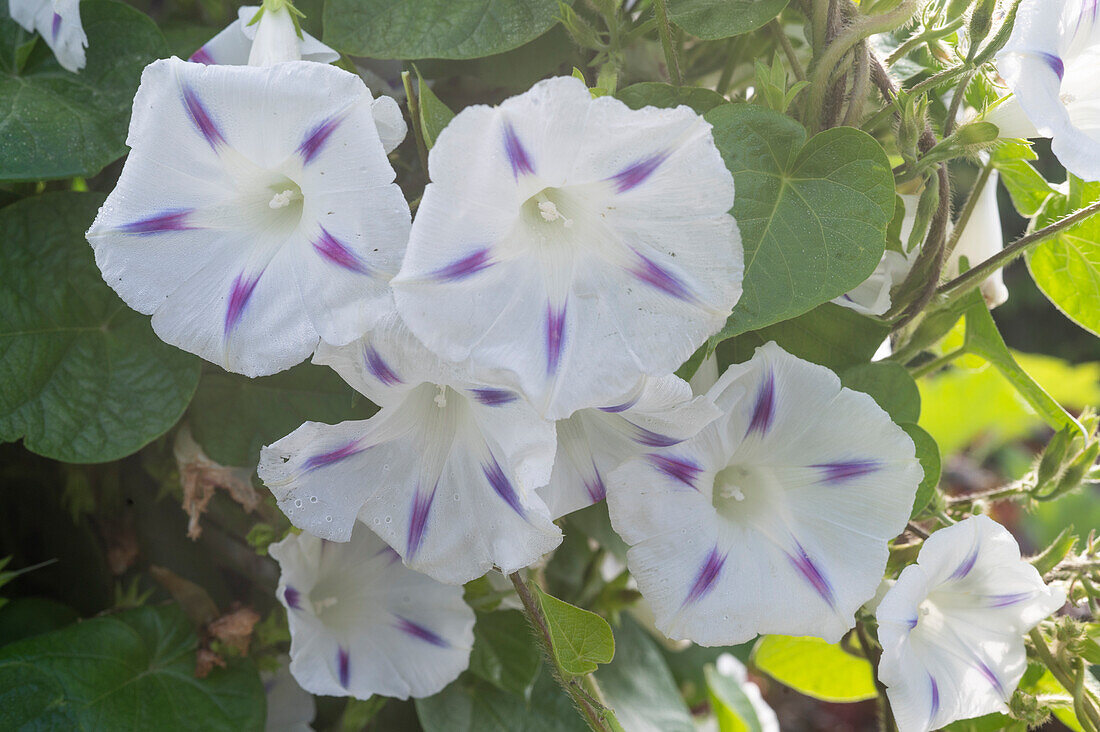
<box><xmin>975</xmin><ymin>659</ymin><xmax>1006</xmax><ymax>697</ymax></box>
<box><xmin>746</xmin><ymin>370</ymin><xmax>776</xmax><ymax>437</ymax></box>
<box><xmin>430</xmin><ymin>248</ymin><xmax>493</xmax><ymax>282</ymax></box>
<box><xmin>812</xmin><ymin>459</ymin><xmax>881</xmax><ymax>484</ymax></box>
<box><xmin>469</xmin><ymin>388</ymin><xmax>518</xmax><ymax>407</ymax></box>
<box><xmin>584</xmin><ymin>466</ymin><xmax>606</xmax><ymax>503</ymax></box>
<box><xmin>283</xmin><ymin>585</ymin><xmax>302</xmax><ymax>610</ymax></box>
<box><xmin>299</xmin><ymin>116</ymin><xmax>342</xmax><ymax>164</ymax></box>
<box><xmin>483</xmin><ymin>455</ymin><xmax>524</xmax><ymax>517</ymax></box>
<box><xmin>646</xmin><ymin>453</ymin><xmax>702</xmax><ymax>489</ymax></box>
<box><xmin>786</xmin><ymin>539</ymin><xmax>836</xmax><ymax>608</ymax></box>
<box><xmin>629</xmin><ymin>423</ymin><xmax>683</xmax><ymax>448</ymax></box>
<box><xmin>407</xmin><ymin>485</ymin><xmax>435</xmax><ymax>557</ymax></box>
<box><xmin>986</xmin><ymin>591</ymin><xmax>1035</xmax><ymax>608</ymax></box>
<box><xmin>502</xmin><ymin>122</ymin><xmax>534</xmax><ymax>177</ymax></box>
<box><xmin>189</xmin><ymin>45</ymin><xmax>214</xmax><ymax>64</ymax></box>
<box><xmin>948</xmin><ymin>544</ymin><xmax>980</xmax><ymax>581</ymax></box>
<box><xmin>684</xmin><ymin>546</ymin><xmax>726</xmax><ymax>605</ymax></box>
<box><xmin>117</xmin><ymin>209</ymin><xmax>197</xmax><ymax>235</ymax></box>
<box><xmin>395</xmin><ymin>616</ymin><xmax>450</xmax><ymax>648</ymax></box>
<box><xmin>337</xmin><ymin>647</ymin><xmax>350</xmax><ymax>689</ymax></box>
<box><xmin>1037</xmin><ymin>51</ymin><xmax>1065</xmax><ymax>80</ymax></box>
<box><xmin>224</xmin><ymin>270</ymin><xmax>262</xmax><ymax>334</ymax></box>
<box><xmin>609</xmin><ymin>151</ymin><xmax>669</xmax><ymax>193</ymax></box>
<box><xmin>546</xmin><ymin>303</ymin><xmax>566</xmax><ymax>375</ymax></box>
<box><xmin>929</xmin><ymin>674</ymin><xmax>940</xmax><ymax>720</ymax></box>
<box><xmin>363</xmin><ymin>344</ymin><xmax>402</xmax><ymax>386</ymax></box>
<box><xmin>303</xmin><ymin>441</ymin><xmax>364</xmax><ymax>471</ymax></box>
<box><xmin>629</xmin><ymin>249</ymin><xmax>695</xmax><ymax>302</ymax></box>
<box><xmin>905</xmin><ymin>616</ymin><xmax>919</xmax><ymax>630</ymax></box>
<box><xmin>374</xmin><ymin>544</ymin><xmax>401</xmax><ymax>564</ymax></box>
<box><xmin>598</xmin><ymin>395</ymin><xmax>639</xmax><ymax>413</ymax></box>
<box><xmin>181</xmin><ymin>85</ymin><xmax>225</xmax><ymax>148</ymax></box>
<box><xmin>51</xmin><ymin>12</ymin><xmax>61</xmax><ymax>41</ymax></box>
<box><xmin>312</xmin><ymin>226</ymin><xmax>369</xmax><ymax>274</ymax></box>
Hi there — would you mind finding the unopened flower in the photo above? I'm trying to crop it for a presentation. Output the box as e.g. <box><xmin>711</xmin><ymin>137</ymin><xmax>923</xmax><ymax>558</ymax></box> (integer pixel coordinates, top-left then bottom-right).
<box><xmin>258</xmin><ymin>313</ymin><xmax>561</xmax><ymax>585</ymax></box>
<box><xmin>86</xmin><ymin>58</ymin><xmax>409</xmax><ymax>376</ymax></box>
<box><xmin>538</xmin><ymin>375</ymin><xmax>720</xmax><ymax>519</ymax></box>
<box><xmin>271</xmin><ymin>525</ymin><xmax>474</xmax><ymax>700</ymax></box>
<box><xmin>877</xmin><ymin>515</ymin><xmax>1065</xmax><ymax>732</ymax></box>
<box><xmin>835</xmin><ymin>193</ymin><xmax>920</xmax><ymax>317</ymax></box>
<box><xmin>945</xmin><ymin>168</ymin><xmax>1009</xmax><ymax>308</ymax></box>
<box><xmin>189</xmin><ymin>5</ymin><xmax>337</xmax><ymax>67</ymax></box>
<box><xmin>995</xmin><ymin>0</ymin><xmax>1100</xmax><ymax>180</ymax></box>
<box><xmin>607</xmin><ymin>341</ymin><xmax>922</xmax><ymax>646</ymax></box>
<box><xmin>392</xmin><ymin>75</ymin><xmax>743</xmax><ymax>420</ymax></box>
<box><xmin>8</xmin><ymin>0</ymin><xmax>86</xmax><ymax>72</ymax></box>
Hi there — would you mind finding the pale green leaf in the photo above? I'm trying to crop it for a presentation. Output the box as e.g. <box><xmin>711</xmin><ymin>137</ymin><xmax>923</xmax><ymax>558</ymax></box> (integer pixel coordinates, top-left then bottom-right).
<box><xmin>751</xmin><ymin>635</ymin><xmax>877</xmax><ymax>702</ymax></box>
<box><xmin>900</xmin><ymin>422</ymin><xmax>939</xmax><ymax>518</ymax></box>
<box><xmin>705</xmin><ymin>664</ymin><xmax>763</xmax><ymax>732</ymax></box>
<box><xmin>1026</xmin><ymin>191</ymin><xmax>1100</xmax><ymax>337</ymax></box>
<box><xmin>415</xmin><ymin>66</ymin><xmax>455</xmax><ymax>149</ymax></box>
<box><xmin>534</xmin><ymin>585</ymin><xmax>614</xmax><ymax>676</ymax></box>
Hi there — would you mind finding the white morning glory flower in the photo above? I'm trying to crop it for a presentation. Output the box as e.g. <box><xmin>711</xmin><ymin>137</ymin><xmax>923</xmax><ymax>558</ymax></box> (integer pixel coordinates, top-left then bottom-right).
<box><xmin>834</xmin><ymin>193</ymin><xmax>920</xmax><ymax>317</ymax></box>
<box><xmin>537</xmin><ymin>375</ymin><xmax>720</xmax><ymax>520</ymax></box>
<box><xmin>262</xmin><ymin>656</ymin><xmax>315</xmax><ymax>732</ymax></box>
<box><xmin>271</xmin><ymin>525</ymin><xmax>475</xmax><ymax>700</ymax></box>
<box><xmin>8</xmin><ymin>0</ymin><xmax>86</xmax><ymax>72</ymax></box>
<box><xmin>995</xmin><ymin>0</ymin><xmax>1100</xmax><ymax>180</ymax></box>
<box><xmin>946</xmin><ymin>168</ymin><xmax>1009</xmax><ymax>308</ymax></box>
<box><xmin>85</xmin><ymin>57</ymin><xmax>410</xmax><ymax>377</ymax></box>
<box><xmin>391</xmin><ymin>75</ymin><xmax>743</xmax><ymax>420</ymax></box>
<box><xmin>258</xmin><ymin>313</ymin><xmax>562</xmax><ymax>585</ymax></box>
<box><xmin>877</xmin><ymin>515</ymin><xmax>1066</xmax><ymax>732</ymax></box>
<box><xmin>189</xmin><ymin>5</ymin><xmax>338</xmax><ymax>67</ymax></box>
<box><xmin>606</xmin><ymin>341</ymin><xmax>922</xmax><ymax>646</ymax></box>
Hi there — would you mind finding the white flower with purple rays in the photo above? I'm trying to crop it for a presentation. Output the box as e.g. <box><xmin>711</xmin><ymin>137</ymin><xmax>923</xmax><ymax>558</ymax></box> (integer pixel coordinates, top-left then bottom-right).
<box><xmin>877</xmin><ymin>516</ymin><xmax>1066</xmax><ymax>732</ymax></box>
<box><xmin>994</xmin><ymin>0</ymin><xmax>1100</xmax><ymax>180</ymax></box>
<box><xmin>606</xmin><ymin>341</ymin><xmax>922</xmax><ymax>646</ymax></box>
<box><xmin>537</xmin><ymin>374</ymin><xmax>720</xmax><ymax>520</ymax></box>
<box><xmin>188</xmin><ymin>6</ymin><xmax>337</xmax><ymax>67</ymax></box>
<box><xmin>834</xmin><ymin>193</ymin><xmax>920</xmax><ymax>317</ymax></box>
<box><xmin>391</xmin><ymin>75</ymin><xmax>743</xmax><ymax>420</ymax></box>
<box><xmin>271</xmin><ymin>525</ymin><xmax>474</xmax><ymax>700</ymax></box>
<box><xmin>258</xmin><ymin>312</ymin><xmax>561</xmax><ymax>585</ymax></box>
<box><xmin>85</xmin><ymin>57</ymin><xmax>409</xmax><ymax>377</ymax></box>
<box><xmin>946</xmin><ymin>168</ymin><xmax>1009</xmax><ymax>308</ymax></box>
<box><xmin>8</xmin><ymin>0</ymin><xmax>87</xmax><ymax>72</ymax></box>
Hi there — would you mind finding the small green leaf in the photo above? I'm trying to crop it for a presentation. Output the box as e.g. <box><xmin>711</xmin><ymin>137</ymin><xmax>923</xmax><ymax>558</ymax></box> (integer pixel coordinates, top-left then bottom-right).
<box><xmin>0</xmin><ymin>192</ymin><xmax>200</xmax><ymax>463</ymax></box>
<box><xmin>751</xmin><ymin>635</ymin><xmax>877</xmax><ymax>702</ymax></box>
<box><xmin>1026</xmin><ymin>187</ymin><xmax>1100</xmax><ymax>337</ymax></box>
<box><xmin>469</xmin><ymin>610</ymin><xmax>542</xmax><ymax>696</ymax></box>
<box><xmin>667</xmin><ymin>0</ymin><xmax>791</xmax><ymax>40</ymax></box>
<box><xmin>414</xmin><ymin>66</ymin><xmax>455</xmax><ymax>150</ymax></box>
<box><xmin>1029</xmin><ymin>527</ymin><xmax>1076</xmax><ymax>576</ymax></box>
<box><xmin>990</xmin><ymin>140</ymin><xmax>1055</xmax><ymax>217</ymax></box>
<box><xmin>0</xmin><ymin>605</ymin><xmax>265</xmax><ymax>730</ymax></box>
<box><xmin>323</xmin><ymin>0</ymin><xmax>572</xmax><ymax>60</ymax></box>
<box><xmin>0</xmin><ymin>0</ymin><xmax>168</xmax><ymax>182</ymax></box>
<box><xmin>841</xmin><ymin>361</ymin><xmax>921</xmax><ymax>424</ymax></box>
<box><xmin>705</xmin><ymin>664</ymin><xmax>763</xmax><ymax>732</ymax></box>
<box><xmin>900</xmin><ymin>422</ymin><xmax>940</xmax><ymax>518</ymax></box>
<box><xmin>617</xmin><ymin>82</ymin><xmax>729</xmax><ymax>115</ymax></box>
<box><xmin>705</xmin><ymin>104</ymin><xmax>895</xmax><ymax>340</ymax></box>
<box><xmin>533</xmin><ymin>585</ymin><xmax>614</xmax><ymax>676</ymax></box>
<box><xmin>415</xmin><ymin>671</ymin><xmax>589</xmax><ymax>731</ymax></box>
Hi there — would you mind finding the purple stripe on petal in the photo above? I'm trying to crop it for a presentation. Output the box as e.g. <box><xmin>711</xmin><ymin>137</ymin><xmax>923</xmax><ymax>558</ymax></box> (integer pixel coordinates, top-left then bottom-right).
<box><xmin>224</xmin><ymin>270</ymin><xmax>262</xmax><ymax>335</ymax></box>
<box><xmin>929</xmin><ymin>675</ymin><xmax>940</xmax><ymax>720</ymax></box>
<box><xmin>786</xmin><ymin>539</ymin><xmax>836</xmax><ymax>608</ymax></box>
<box><xmin>407</xmin><ymin>485</ymin><xmax>435</xmax><ymax>557</ymax></box>
<box><xmin>470</xmin><ymin>388</ymin><xmax>518</xmax><ymax>407</ymax></box>
<box><xmin>546</xmin><ymin>303</ymin><xmax>566</xmax><ymax>375</ymax></box>
<box><xmin>609</xmin><ymin>151</ymin><xmax>669</xmax><ymax>193</ymax></box>
<box><xmin>363</xmin><ymin>344</ymin><xmax>402</xmax><ymax>386</ymax></box>
<box><xmin>303</xmin><ymin>441</ymin><xmax>363</xmax><ymax>471</ymax></box>
<box><xmin>976</xmin><ymin>660</ymin><xmax>1006</xmax><ymax>697</ymax></box>
<box><xmin>374</xmin><ymin>544</ymin><xmax>401</xmax><ymax>563</ymax></box>
<box><xmin>746</xmin><ymin>371</ymin><xmax>776</xmax><ymax>437</ymax></box>
<box><xmin>337</xmin><ymin>647</ymin><xmax>350</xmax><ymax>689</ymax></box>
<box><xmin>584</xmin><ymin>465</ymin><xmax>606</xmax><ymax>503</ymax></box>
<box><xmin>483</xmin><ymin>455</ymin><xmax>524</xmax><ymax>517</ymax></box>
<box><xmin>312</xmin><ymin>226</ymin><xmax>369</xmax><ymax>274</ymax></box>
<box><xmin>1038</xmin><ymin>52</ymin><xmax>1066</xmax><ymax>80</ymax></box>
<box><xmin>986</xmin><ymin>591</ymin><xmax>1034</xmax><ymax>608</ymax></box>
<box><xmin>599</xmin><ymin>395</ymin><xmax>639</xmax><ymax>413</ymax></box>
<box><xmin>51</xmin><ymin>12</ymin><xmax>61</xmax><ymax>41</ymax></box>
<box><xmin>630</xmin><ymin>249</ymin><xmax>695</xmax><ymax>302</ymax></box>
<box><xmin>283</xmin><ymin>585</ymin><xmax>302</xmax><ymax>610</ymax></box>
<box><xmin>647</xmin><ymin>453</ymin><xmax>702</xmax><ymax>489</ymax></box>
<box><xmin>812</xmin><ymin>459</ymin><xmax>881</xmax><ymax>484</ymax></box>
<box><xmin>189</xmin><ymin>45</ymin><xmax>215</xmax><ymax>64</ymax></box>
<box><xmin>181</xmin><ymin>85</ymin><xmax>225</xmax><ymax>148</ymax></box>
<box><xmin>395</xmin><ymin>616</ymin><xmax>450</xmax><ymax>648</ymax></box>
<box><xmin>630</xmin><ymin>423</ymin><xmax>683</xmax><ymax>448</ymax></box>
<box><xmin>299</xmin><ymin>116</ymin><xmax>342</xmax><ymax>164</ymax></box>
<box><xmin>431</xmin><ymin>248</ymin><xmax>493</xmax><ymax>282</ymax></box>
<box><xmin>905</xmin><ymin>616</ymin><xmax>919</xmax><ymax>630</ymax></box>
<box><xmin>502</xmin><ymin>122</ymin><xmax>534</xmax><ymax>177</ymax></box>
<box><xmin>949</xmin><ymin>544</ymin><xmax>980</xmax><ymax>581</ymax></box>
<box><xmin>684</xmin><ymin>546</ymin><xmax>726</xmax><ymax>605</ymax></box>
<box><xmin>118</xmin><ymin>209</ymin><xmax>198</xmax><ymax>235</ymax></box>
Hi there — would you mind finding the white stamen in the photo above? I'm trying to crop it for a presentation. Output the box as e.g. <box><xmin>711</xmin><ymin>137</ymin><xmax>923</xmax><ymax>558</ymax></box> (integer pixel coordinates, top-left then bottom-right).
<box><xmin>269</xmin><ymin>188</ymin><xmax>300</xmax><ymax>209</ymax></box>
<box><xmin>537</xmin><ymin>198</ymin><xmax>574</xmax><ymax>228</ymax></box>
<box><xmin>313</xmin><ymin>596</ymin><xmax>338</xmax><ymax>613</ymax></box>
<box><xmin>434</xmin><ymin>385</ymin><xmax>448</xmax><ymax>408</ymax></box>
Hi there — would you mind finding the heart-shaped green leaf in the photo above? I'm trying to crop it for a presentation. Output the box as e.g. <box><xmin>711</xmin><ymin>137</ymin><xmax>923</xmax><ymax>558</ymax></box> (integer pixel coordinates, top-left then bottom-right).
<box><xmin>668</xmin><ymin>0</ymin><xmax>790</xmax><ymax>40</ymax></box>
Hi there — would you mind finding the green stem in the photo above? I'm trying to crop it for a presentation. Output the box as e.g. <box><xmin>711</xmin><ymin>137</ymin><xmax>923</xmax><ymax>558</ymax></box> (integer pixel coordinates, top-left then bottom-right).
<box><xmin>909</xmin><ymin>347</ymin><xmax>966</xmax><ymax>379</ymax></box>
<box><xmin>843</xmin><ymin>40</ymin><xmax>870</xmax><ymax>126</ymax></box>
<box><xmin>1030</xmin><ymin>628</ymin><xmax>1100</xmax><ymax>732</ymax></box>
<box><xmin>400</xmin><ymin>71</ymin><xmax>430</xmax><ymax>181</ymax></box>
<box><xmin>885</xmin><ymin>17</ymin><xmax>964</xmax><ymax>66</ymax></box>
<box><xmin>771</xmin><ymin>20</ymin><xmax>807</xmax><ymax>81</ymax></box>
<box><xmin>938</xmin><ymin>198</ymin><xmax>1100</xmax><ymax>302</ymax></box>
<box><xmin>856</xmin><ymin>622</ymin><xmax>898</xmax><ymax>732</ymax></box>
<box><xmin>906</xmin><ymin>63</ymin><xmax>969</xmax><ymax>99</ymax></box>
<box><xmin>509</xmin><ymin>573</ymin><xmax>618</xmax><ymax>732</ymax></box>
<box><xmin>653</xmin><ymin>0</ymin><xmax>682</xmax><ymax>86</ymax></box>
<box><xmin>942</xmin><ymin>68</ymin><xmax>976</xmax><ymax>137</ymax></box>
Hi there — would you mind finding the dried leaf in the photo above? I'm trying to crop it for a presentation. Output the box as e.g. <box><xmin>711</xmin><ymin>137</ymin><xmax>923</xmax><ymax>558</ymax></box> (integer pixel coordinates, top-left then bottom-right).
<box><xmin>194</xmin><ymin>648</ymin><xmax>227</xmax><ymax>679</ymax></box>
<box><xmin>174</xmin><ymin>425</ymin><xmax>259</xmax><ymax>540</ymax></box>
<box><xmin>208</xmin><ymin>605</ymin><xmax>261</xmax><ymax>656</ymax></box>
